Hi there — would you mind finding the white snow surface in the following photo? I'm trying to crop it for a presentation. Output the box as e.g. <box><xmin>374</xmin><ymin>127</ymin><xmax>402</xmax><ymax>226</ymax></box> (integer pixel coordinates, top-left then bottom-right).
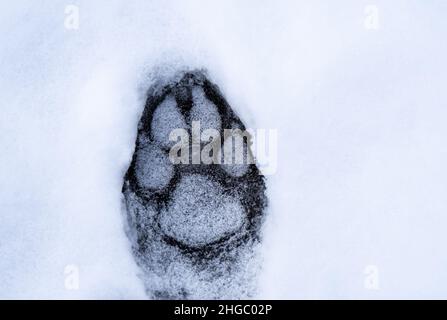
<box><xmin>1</xmin><ymin>0</ymin><xmax>447</xmax><ymax>299</ymax></box>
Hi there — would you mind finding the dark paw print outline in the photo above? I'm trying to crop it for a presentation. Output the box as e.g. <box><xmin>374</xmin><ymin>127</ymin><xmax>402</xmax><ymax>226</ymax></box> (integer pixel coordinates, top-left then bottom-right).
<box><xmin>123</xmin><ymin>70</ymin><xmax>267</xmax><ymax>261</ymax></box>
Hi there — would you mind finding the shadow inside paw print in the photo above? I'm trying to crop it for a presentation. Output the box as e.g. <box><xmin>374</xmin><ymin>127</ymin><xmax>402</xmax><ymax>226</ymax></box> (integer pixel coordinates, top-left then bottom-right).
<box><xmin>122</xmin><ymin>70</ymin><xmax>267</xmax><ymax>299</ymax></box>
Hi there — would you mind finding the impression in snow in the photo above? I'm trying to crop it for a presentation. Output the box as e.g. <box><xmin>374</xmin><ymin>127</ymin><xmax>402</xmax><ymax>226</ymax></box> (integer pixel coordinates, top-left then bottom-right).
<box><xmin>122</xmin><ymin>70</ymin><xmax>267</xmax><ymax>299</ymax></box>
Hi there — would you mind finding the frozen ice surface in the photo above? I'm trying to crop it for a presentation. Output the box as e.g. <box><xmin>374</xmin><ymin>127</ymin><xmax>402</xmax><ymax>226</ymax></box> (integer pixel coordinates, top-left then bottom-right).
<box><xmin>1</xmin><ymin>0</ymin><xmax>447</xmax><ymax>299</ymax></box>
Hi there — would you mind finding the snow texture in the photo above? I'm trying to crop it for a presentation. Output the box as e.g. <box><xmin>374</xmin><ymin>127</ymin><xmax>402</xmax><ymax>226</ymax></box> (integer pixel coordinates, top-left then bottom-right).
<box><xmin>135</xmin><ymin>142</ymin><xmax>174</xmax><ymax>190</ymax></box>
<box><xmin>190</xmin><ymin>87</ymin><xmax>222</xmax><ymax>132</ymax></box>
<box><xmin>122</xmin><ymin>71</ymin><xmax>267</xmax><ymax>299</ymax></box>
<box><xmin>159</xmin><ymin>174</ymin><xmax>245</xmax><ymax>247</ymax></box>
<box><xmin>1</xmin><ymin>0</ymin><xmax>447</xmax><ymax>299</ymax></box>
<box><xmin>151</xmin><ymin>95</ymin><xmax>187</xmax><ymax>149</ymax></box>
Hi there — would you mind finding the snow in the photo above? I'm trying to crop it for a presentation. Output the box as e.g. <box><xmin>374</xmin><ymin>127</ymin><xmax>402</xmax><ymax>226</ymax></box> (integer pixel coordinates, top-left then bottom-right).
<box><xmin>190</xmin><ymin>87</ymin><xmax>222</xmax><ymax>131</ymax></box>
<box><xmin>159</xmin><ymin>174</ymin><xmax>245</xmax><ymax>247</ymax></box>
<box><xmin>135</xmin><ymin>142</ymin><xmax>174</xmax><ymax>190</ymax></box>
<box><xmin>152</xmin><ymin>94</ymin><xmax>187</xmax><ymax>149</ymax></box>
<box><xmin>220</xmin><ymin>135</ymin><xmax>251</xmax><ymax>177</ymax></box>
<box><xmin>1</xmin><ymin>0</ymin><xmax>447</xmax><ymax>299</ymax></box>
